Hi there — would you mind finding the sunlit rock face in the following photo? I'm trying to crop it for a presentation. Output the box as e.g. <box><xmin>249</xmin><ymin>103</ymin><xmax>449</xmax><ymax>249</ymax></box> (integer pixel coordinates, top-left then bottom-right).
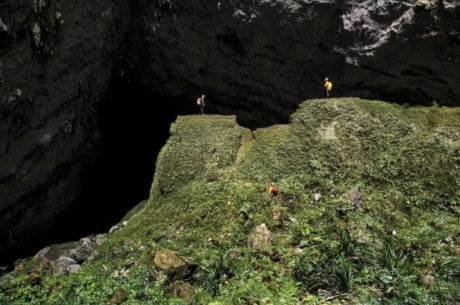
<box><xmin>126</xmin><ymin>0</ymin><xmax>459</xmax><ymax>126</ymax></box>
<box><xmin>0</xmin><ymin>0</ymin><xmax>129</xmax><ymax>260</ymax></box>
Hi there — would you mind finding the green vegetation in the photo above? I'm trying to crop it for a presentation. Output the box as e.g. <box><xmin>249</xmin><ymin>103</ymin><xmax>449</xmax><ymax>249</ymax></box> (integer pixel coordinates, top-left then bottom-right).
<box><xmin>1</xmin><ymin>99</ymin><xmax>459</xmax><ymax>304</ymax></box>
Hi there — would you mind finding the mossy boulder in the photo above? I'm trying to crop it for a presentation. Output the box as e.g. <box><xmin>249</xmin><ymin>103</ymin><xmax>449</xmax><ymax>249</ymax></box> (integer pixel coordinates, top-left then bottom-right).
<box><xmin>153</xmin><ymin>249</ymin><xmax>196</xmax><ymax>281</ymax></box>
<box><xmin>151</xmin><ymin>115</ymin><xmax>246</xmax><ymax>197</ymax></box>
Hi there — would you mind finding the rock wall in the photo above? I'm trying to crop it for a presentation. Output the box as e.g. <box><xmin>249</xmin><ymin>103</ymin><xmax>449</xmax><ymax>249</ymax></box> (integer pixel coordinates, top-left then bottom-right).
<box><xmin>126</xmin><ymin>0</ymin><xmax>460</xmax><ymax>126</ymax></box>
<box><xmin>0</xmin><ymin>0</ymin><xmax>129</xmax><ymax>260</ymax></box>
<box><xmin>1</xmin><ymin>0</ymin><xmax>459</xmax><ymax>262</ymax></box>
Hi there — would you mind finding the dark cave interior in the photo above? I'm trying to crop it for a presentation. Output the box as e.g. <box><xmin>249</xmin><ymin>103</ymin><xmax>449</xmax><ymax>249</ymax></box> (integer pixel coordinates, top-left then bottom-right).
<box><xmin>2</xmin><ymin>78</ymin><xmax>186</xmax><ymax>266</ymax></box>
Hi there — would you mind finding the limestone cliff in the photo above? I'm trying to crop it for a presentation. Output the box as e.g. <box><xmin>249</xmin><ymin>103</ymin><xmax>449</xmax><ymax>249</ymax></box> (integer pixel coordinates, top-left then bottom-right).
<box><xmin>1</xmin><ymin>0</ymin><xmax>459</xmax><ymax>262</ymax></box>
<box><xmin>0</xmin><ymin>0</ymin><xmax>129</xmax><ymax>260</ymax></box>
<box><xmin>127</xmin><ymin>0</ymin><xmax>460</xmax><ymax>126</ymax></box>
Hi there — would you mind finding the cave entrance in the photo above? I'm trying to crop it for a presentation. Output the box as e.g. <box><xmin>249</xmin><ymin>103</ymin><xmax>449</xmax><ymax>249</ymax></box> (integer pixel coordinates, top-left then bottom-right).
<box><xmin>54</xmin><ymin>78</ymin><xmax>183</xmax><ymax>239</ymax></box>
<box><xmin>1</xmin><ymin>78</ymin><xmax>184</xmax><ymax>267</ymax></box>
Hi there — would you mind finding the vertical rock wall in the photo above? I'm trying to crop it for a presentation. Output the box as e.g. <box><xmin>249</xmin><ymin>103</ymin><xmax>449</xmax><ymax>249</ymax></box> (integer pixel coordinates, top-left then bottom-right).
<box><xmin>126</xmin><ymin>0</ymin><xmax>459</xmax><ymax>126</ymax></box>
<box><xmin>0</xmin><ymin>0</ymin><xmax>129</xmax><ymax>260</ymax></box>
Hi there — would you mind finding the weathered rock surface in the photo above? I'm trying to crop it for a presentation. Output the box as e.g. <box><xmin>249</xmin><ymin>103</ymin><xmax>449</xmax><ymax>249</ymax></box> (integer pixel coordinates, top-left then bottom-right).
<box><xmin>248</xmin><ymin>223</ymin><xmax>273</xmax><ymax>254</ymax></box>
<box><xmin>34</xmin><ymin>234</ymin><xmax>105</xmax><ymax>274</ymax></box>
<box><xmin>0</xmin><ymin>0</ymin><xmax>129</xmax><ymax>261</ymax></box>
<box><xmin>126</xmin><ymin>0</ymin><xmax>459</xmax><ymax>126</ymax></box>
<box><xmin>153</xmin><ymin>249</ymin><xmax>196</xmax><ymax>281</ymax></box>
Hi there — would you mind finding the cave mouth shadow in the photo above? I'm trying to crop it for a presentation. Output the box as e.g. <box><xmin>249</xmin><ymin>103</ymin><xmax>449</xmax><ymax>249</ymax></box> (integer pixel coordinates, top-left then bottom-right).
<box><xmin>1</xmin><ymin>79</ymin><xmax>184</xmax><ymax>267</ymax></box>
<box><xmin>53</xmin><ymin>79</ymin><xmax>184</xmax><ymax>239</ymax></box>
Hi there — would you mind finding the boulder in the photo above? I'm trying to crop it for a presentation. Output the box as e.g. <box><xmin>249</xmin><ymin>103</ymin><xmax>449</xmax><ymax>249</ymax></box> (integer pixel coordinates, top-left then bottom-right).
<box><xmin>153</xmin><ymin>249</ymin><xmax>196</xmax><ymax>281</ymax></box>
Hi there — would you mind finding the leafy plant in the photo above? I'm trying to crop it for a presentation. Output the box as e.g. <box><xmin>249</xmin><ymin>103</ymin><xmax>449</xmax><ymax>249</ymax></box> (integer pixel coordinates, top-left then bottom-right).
<box><xmin>294</xmin><ymin>231</ymin><xmax>355</xmax><ymax>294</ymax></box>
<box><xmin>193</xmin><ymin>250</ymin><xmax>235</xmax><ymax>296</ymax></box>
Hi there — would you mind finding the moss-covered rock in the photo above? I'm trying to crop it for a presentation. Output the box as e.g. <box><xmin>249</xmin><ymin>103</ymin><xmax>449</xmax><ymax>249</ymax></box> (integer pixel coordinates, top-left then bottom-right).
<box><xmin>151</xmin><ymin>115</ymin><xmax>246</xmax><ymax>197</ymax></box>
<box><xmin>1</xmin><ymin>99</ymin><xmax>459</xmax><ymax>305</ymax></box>
<box><xmin>241</xmin><ymin>98</ymin><xmax>460</xmax><ymax>206</ymax></box>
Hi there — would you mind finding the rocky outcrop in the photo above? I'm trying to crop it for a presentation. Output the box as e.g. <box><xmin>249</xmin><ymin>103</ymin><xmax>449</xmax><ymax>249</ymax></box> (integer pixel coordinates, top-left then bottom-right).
<box><xmin>248</xmin><ymin>223</ymin><xmax>273</xmax><ymax>254</ymax></box>
<box><xmin>153</xmin><ymin>249</ymin><xmax>196</xmax><ymax>281</ymax></box>
<box><xmin>34</xmin><ymin>234</ymin><xmax>105</xmax><ymax>274</ymax></box>
<box><xmin>0</xmin><ymin>0</ymin><xmax>129</xmax><ymax>261</ymax></box>
<box><xmin>126</xmin><ymin>0</ymin><xmax>459</xmax><ymax>126</ymax></box>
<box><xmin>1</xmin><ymin>0</ymin><xmax>459</xmax><ymax>264</ymax></box>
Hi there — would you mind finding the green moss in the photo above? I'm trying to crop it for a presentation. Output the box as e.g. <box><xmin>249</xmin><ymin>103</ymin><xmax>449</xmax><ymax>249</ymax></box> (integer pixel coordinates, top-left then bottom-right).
<box><xmin>2</xmin><ymin>100</ymin><xmax>460</xmax><ymax>305</ymax></box>
<box><xmin>150</xmin><ymin>115</ymin><xmax>246</xmax><ymax>198</ymax></box>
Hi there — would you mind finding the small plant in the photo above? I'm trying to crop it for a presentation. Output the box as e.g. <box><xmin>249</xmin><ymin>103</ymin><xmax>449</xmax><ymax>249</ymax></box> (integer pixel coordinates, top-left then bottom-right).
<box><xmin>335</xmin><ymin>253</ymin><xmax>353</xmax><ymax>292</ymax></box>
<box><xmin>437</xmin><ymin>259</ymin><xmax>460</xmax><ymax>280</ymax></box>
<box><xmin>193</xmin><ymin>250</ymin><xmax>235</xmax><ymax>296</ymax></box>
<box><xmin>294</xmin><ymin>231</ymin><xmax>355</xmax><ymax>295</ymax></box>
<box><xmin>276</xmin><ymin>278</ymin><xmax>299</xmax><ymax>305</ymax></box>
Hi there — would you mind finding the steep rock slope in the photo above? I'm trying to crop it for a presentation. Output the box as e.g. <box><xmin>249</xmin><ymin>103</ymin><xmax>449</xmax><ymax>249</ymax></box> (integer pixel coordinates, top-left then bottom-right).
<box><xmin>0</xmin><ymin>0</ymin><xmax>129</xmax><ymax>260</ymax></box>
<box><xmin>127</xmin><ymin>0</ymin><xmax>460</xmax><ymax>126</ymax></box>
<box><xmin>152</xmin><ymin>99</ymin><xmax>460</xmax><ymax>204</ymax></box>
<box><xmin>1</xmin><ymin>99</ymin><xmax>459</xmax><ymax>304</ymax></box>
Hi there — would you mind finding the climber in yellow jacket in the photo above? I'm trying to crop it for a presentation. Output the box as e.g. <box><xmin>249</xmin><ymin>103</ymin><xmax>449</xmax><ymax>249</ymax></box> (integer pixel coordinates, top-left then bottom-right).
<box><xmin>324</xmin><ymin>77</ymin><xmax>333</xmax><ymax>98</ymax></box>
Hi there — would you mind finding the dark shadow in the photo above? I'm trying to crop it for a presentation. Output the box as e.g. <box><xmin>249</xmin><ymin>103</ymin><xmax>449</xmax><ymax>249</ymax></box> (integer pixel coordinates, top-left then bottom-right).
<box><xmin>53</xmin><ymin>78</ymin><xmax>182</xmax><ymax>237</ymax></box>
<box><xmin>0</xmin><ymin>77</ymin><xmax>182</xmax><ymax>267</ymax></box>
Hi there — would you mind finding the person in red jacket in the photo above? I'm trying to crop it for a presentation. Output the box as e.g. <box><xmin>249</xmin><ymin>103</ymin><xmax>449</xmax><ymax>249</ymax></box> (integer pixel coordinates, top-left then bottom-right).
<box><xmin>269</xmin><ymin>182</ymin><xmax>279</xmax><ymax>196</ymax></box>
<box><xmin>269</xmin><ymin>182</ymin><xmax>279</xmax><ymax>205</ymax></box>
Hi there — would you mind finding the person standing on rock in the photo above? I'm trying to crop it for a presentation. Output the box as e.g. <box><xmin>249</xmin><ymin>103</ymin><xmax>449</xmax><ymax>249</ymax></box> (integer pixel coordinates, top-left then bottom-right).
<box><xmin>196</xmin><ymin>94</ymin><xmax>206</xmax><ymax>115</ymax></box>
<box><xmin>324</xmin><ymin>77</ymin><xmax>333</xmax><ymax>98</ymax></box>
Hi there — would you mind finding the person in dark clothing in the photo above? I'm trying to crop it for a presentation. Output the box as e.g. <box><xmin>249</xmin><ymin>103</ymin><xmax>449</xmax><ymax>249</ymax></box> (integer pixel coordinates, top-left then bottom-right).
<box><xmin>197</xmin><ymin>94</ymin><xmax>206</xmax><ymax>114</ymax></box>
